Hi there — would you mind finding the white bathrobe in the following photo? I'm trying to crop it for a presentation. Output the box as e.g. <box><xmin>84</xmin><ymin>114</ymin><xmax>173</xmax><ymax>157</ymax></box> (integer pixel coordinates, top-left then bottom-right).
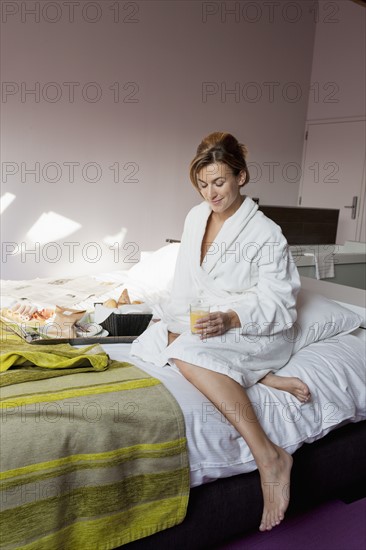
<box><xmin>131</xmin><ymin>197</ymin><xmax>301</xmax><ymax>387</ymax></box>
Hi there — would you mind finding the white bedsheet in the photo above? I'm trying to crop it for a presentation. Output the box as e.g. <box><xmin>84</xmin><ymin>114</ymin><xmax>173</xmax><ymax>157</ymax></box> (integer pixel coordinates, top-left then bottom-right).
<box><xmin>102</xmin><ymin>327</ymin><xmax>366</xmax><ymax>488</ymax></box>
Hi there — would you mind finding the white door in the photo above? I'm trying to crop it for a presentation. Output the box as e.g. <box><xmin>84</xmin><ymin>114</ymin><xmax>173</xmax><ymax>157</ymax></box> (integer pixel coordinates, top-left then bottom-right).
<box><xmin>299</xmin><ymin>120</ymin><xmax>366</xmax><ymax>244</ymax></box>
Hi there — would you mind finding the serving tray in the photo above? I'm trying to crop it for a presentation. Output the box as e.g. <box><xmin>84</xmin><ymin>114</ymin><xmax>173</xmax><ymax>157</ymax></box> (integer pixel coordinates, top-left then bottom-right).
<box><xmin>1</xmin><ymin>317</ymin><xmax>137</xmax><ymax>345</ymax></box>
<box><xmin>28</xmin><ymin>335</ymin><xmax>137</xmax><ymax>345</ymax></box>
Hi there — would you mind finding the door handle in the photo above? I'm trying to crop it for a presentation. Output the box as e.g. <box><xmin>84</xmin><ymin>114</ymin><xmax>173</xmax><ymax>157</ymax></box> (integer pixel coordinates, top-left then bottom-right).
<box><xmin>344</xmin><ymin>196</ymin><xmax>358</xmax><ymax>220</ymax></box>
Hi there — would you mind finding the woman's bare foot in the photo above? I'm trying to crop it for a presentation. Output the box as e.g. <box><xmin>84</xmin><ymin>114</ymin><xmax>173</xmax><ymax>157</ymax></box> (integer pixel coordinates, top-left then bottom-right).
<box><xmin>257</xmin><ymin>445</ymin><xmax>293</xmax><ymax>531</ymax></box>
<box><xmin>259</xmin><ymin>373</ymin><xmax>311</xmax><ymax>403</ymax></box>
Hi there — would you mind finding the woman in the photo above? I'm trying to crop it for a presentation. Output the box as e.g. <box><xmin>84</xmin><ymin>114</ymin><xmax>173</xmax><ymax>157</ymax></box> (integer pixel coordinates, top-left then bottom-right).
<box><xmin>131</xmin><ymin>132</ymin><xmax>310</xmax><ymax>531</ymax></box>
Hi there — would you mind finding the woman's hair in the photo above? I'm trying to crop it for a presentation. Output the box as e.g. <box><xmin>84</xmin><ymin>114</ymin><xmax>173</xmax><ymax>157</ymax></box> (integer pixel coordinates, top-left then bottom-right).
<box><xmin>189</xmin><ymin>132</ymin><xmax>250</xmax><ymax>189</ymax></box>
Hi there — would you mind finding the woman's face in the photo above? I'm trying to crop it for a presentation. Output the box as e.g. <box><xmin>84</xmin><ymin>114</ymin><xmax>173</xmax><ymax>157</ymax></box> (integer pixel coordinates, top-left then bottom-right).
<box><xmin>197</xmin><ymin>162</ymin><xmax>245</xmax><ymax>217</ymax></box>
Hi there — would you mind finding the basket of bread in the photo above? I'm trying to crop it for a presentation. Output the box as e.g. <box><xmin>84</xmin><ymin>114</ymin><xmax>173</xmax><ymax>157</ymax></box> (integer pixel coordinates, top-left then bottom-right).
<box><xmin>95</xmin><ymin>289</ymin><xmax>153</xmax><ymax>336</ymax></box>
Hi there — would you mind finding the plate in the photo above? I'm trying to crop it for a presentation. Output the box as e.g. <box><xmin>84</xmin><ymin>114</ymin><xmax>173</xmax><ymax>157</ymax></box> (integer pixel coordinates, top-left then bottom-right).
<box><xmin>0</xmin><ymin>316</ymin><xmax>109</xmax><ymax>342</ymax></box>
<box><xmin>75</xmin><ymin>323</ymin><xmax>106</xmax><ymax>338</ymax></box>
<box><xmin>0</xmin><ymin>311</ymin><xmax>49</xmax><ymax>329</ymax></box>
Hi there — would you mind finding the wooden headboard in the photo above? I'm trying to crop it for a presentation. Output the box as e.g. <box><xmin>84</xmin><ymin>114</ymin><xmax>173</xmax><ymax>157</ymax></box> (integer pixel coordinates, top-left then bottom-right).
<box><xmin>258</xmin><ymin>206</ymin><xmax>339</xmax><ymax>244</ymax></box>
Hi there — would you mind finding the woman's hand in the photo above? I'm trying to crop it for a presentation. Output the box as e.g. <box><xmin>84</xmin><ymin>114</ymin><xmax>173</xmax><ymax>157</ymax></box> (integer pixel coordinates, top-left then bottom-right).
<box><xmin>194</xmin><ymin>310</ymin><xmax>241</xmax><ymax>339</ymax></box>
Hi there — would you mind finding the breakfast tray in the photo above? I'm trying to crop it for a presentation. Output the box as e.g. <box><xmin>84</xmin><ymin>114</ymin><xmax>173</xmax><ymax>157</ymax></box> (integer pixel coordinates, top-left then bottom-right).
<box><xmin>29</xmin><ymin>335</ymin><xmax>137</xmax><ymax>345</ymax></box>
<box><xmin>0</xmin><ymin>320</ymin><xmax>137</xmax><ymax>345</ymax></box>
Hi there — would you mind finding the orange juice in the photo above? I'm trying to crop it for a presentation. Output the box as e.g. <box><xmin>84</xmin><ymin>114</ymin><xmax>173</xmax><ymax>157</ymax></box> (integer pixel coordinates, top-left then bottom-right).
<box><xmin>190</xmin><ymin>305</ymin><xmax>210</xmax><ymax>333</ymax></box>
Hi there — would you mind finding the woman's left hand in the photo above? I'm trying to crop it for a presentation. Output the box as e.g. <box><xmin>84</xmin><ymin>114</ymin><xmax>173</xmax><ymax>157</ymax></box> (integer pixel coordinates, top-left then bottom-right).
<box><xmin>194</xmin><ymin>310</ymin><xmax>240</xmax><ymax>339</ymax></box>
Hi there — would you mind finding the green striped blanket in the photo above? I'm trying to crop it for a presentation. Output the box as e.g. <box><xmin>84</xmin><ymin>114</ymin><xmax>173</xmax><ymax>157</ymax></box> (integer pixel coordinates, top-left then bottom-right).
<box><xmin>0</xmin><ymin>331</ymin><xmax>189</xmax><ymax>548</ymax></box>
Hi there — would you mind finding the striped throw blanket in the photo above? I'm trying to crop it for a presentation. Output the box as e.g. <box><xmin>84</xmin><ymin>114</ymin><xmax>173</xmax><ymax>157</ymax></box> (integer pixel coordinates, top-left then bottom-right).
<box><xmin>0</xmin><ymin>329</ymin><xmax>189</xmax><ymax>549</ymax></box>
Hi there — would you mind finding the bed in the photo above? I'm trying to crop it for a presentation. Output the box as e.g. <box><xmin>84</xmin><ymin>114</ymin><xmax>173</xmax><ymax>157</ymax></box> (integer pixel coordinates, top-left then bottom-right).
<box><xmin>1</xmin><ymin>244</ymin><xmax>365</xmax><ymax>550</ymax></box>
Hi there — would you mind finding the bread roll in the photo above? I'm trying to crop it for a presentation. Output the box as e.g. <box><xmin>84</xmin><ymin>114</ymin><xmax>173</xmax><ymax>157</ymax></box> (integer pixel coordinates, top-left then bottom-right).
<box><xmin>117</xmin><ymin>289</ymin><xmax>131</xmax><ymax>305</ymax></box>
<box><xmin>103</xmin><ymin>298</ymin><xmax>118</xmax><ymax>308</ymax></box>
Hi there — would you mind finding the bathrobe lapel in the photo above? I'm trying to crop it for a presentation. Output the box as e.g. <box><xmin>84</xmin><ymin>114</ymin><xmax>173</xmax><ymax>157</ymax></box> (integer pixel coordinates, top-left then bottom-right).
<box><xmin>189</xmin><ymin>197</ymin><xmax>259</xmax><ymax>301</ymax></box>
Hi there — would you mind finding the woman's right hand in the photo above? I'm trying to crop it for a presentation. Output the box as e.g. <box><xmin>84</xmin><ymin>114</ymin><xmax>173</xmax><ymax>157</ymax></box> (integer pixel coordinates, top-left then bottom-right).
<box><xmin>195</xmin><ymin>310</ymin><xmax>241</xmax><ymax>339</ymax></box>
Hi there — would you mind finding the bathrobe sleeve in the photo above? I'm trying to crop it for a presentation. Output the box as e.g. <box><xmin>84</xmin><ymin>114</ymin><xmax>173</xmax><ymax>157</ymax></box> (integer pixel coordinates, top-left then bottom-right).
<box><xmin>229</xmin><ymin>218</ymin><xmax>301</xmax><ymax>336</ymax></box>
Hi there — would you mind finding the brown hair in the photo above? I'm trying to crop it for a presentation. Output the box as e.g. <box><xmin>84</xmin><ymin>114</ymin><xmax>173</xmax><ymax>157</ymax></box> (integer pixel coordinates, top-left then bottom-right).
<box><xmin>189</xmin><ymin>132</ymin><xmax>250</xmax><ymax>189</ymax></box>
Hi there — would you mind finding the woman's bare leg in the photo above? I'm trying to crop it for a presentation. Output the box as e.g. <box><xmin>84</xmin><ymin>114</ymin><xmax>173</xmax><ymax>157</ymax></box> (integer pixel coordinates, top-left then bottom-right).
<box><xmin>172</xmin><ymin>357</ymin><xmax>293</xmax><ymax>531</ymax></box>
<box><xmin>168</xmin><ymin>333</ymin><xmax>311</xmax><ymax>403</ymax></box>
<box><xmin>259</xmin><ymin>373</ymin><xmax>311</xmax><ymax>403</ymax></box>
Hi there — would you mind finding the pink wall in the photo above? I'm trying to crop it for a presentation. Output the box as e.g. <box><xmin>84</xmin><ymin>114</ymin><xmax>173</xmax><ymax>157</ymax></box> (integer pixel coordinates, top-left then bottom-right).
<box><xmin>1</xmin><ymin>0</ymin><xmax>318</xmax><ymax>278</ymax></box>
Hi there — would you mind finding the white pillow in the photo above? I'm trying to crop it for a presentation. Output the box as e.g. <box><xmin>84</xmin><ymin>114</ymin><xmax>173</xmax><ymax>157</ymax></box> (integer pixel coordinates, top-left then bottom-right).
<box><xmin>290</xmin><ymin>289</ymin><xmax>363</xmax><ymax>354</ymax></box>
<box><xmin>126</xmin><ymin>243</ymin><xmax>180</xmax><ymax>295</ymax></box>
<box><xmin>334</xmin><ymin>300</ymin><xmax>366</xmax><ymax>328</ymax></box>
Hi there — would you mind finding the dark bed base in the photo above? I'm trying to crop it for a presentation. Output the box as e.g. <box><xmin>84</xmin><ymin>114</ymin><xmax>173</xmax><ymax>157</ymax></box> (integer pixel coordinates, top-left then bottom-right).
<box><xmin>123</xmin><ymin>421</ymin><xmax>366</xmax><ymax>550</ymax></box>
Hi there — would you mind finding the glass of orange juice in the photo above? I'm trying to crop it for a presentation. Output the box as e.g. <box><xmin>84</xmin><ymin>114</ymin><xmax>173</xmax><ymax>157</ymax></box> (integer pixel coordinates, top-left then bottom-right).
<box><xmin>190</xmin><ymin>302</ymin><xmax>210</xmax><ymax>334</ymax></box>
